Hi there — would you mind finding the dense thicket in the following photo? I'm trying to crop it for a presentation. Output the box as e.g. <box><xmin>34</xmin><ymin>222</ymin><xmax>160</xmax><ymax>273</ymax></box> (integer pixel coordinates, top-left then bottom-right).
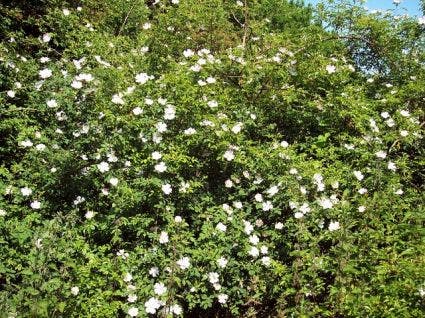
<box><xmin>1</xmin><ymin>0</ymin><xmax>424</xmax><ymax>317</ymax></box>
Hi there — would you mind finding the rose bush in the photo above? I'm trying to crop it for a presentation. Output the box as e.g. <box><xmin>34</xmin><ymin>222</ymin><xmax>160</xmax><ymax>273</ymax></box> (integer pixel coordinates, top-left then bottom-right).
<box><xmin>0</xmin><ymin>0</ymin><xmax>424</xmax><ymax>317</ymax></box>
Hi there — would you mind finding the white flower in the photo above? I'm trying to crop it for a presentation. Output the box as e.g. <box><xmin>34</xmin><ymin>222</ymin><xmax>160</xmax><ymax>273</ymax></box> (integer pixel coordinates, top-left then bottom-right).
<box><xmin>218</xmin><ymin>293</ymin><xmax>228</xmax><ymax>304</ymax></box>
<box><xmin>42</xmin><ymin>33</ymin><xmax>51</xmax><ymax>42</ymax></box>
<box><xmin>97</xmin><ymin>161</ymin><xmax>110</xmax><ymax>173</ymax></box>
<box><xmin>261</xmin><ymin>256</ymin><xmax>271</xmax><ymax>266</ymax></box>
<box><xmin>39</xmin><ymin>68</ymin><xmax>52</xmax><ymax>79</ymax></box>
<box><xmin>85</xmin><ymin>211</ymin><xmax>95</xmax><ymax>219</ymax></box>
<box><xmin>46</xmin><ymin>99</ymin><xmax>58</xmax><ymax>108</ymax></box>
<box><xmin>267</xmin><ymin>185</ymin><xmax>279</xmax><ymax>196</ymax></box>
<box><xmin>21</xmin><ymin>187</ymin><xmax>32</xmax><ymax>196</ymax></box>
<box><xmin>358</xmin><ymin>188</ymin><xmax>368</xmax><ymax>194</ymax></box>
<box><xmin>171</xmin><ymin>0</ymin><xmax>179</xmax><ymax>4</ymax></box>
<box><xmin>149</xmin><ymin>267</ymin><xmax>159</xmax><ymax>277</ymax></box>
<box><xmin>128</xmin><ymin>307</ymin><xmax>139</xmax><ymax>317</ymax></box>
<box><xmin>184</xmin><ymin>128</ymin><xmax>196</xmax><ymax>135</ymax></box>
<box><xmin>177</xmin><ymin>256</ymin><xmax>190</xmax><ymax>270</ymax></box>
<box><xmin>7</xmin><ymin>90</ymin><xmax>15</xmax><ymax>98</ymax></box>
<box><xmin>183</xmin><ymin>49</ymin><xmax>194</xmax><ymax>57</ymax></box>
<box><xmin>155</xmin><ymin>161</ymin><xmax>167</xmax><ymax>173</ymax></box>
<box><xmin>419</xmin><ymin>287</ymin><xmax>425</xmax><ymax>297</ymax></box>
<box><xmin>294</xmin><ymin>212</ymin><xmax>304</xmax><ymax>219</ymax></box>
<box><xmin>55</xmin><ymin>111</ymin><xmax>67</xmax><ymax>121</ymax></box>
<box><xmin>30</xmin><ymin>200</ymin><xmax>41</xmax><ymax>209</ymax></box>
<box><xmin>231</xmin><ymin>123</ymin><xmax>242</xmax><ymax>134</ymax></box>
<box><xmin>223</xmin><ymin>150</ymin><xmax>235</xmax><ymax>161</ymax></box>
<box><xmin>143</xmin><ymin>22</ymin><xmax>152</xmax><ymax>30</ymax></box>
<box><xmin>358</xmin><ymin>206</ymin><xmax>366</xmax><ymax>212</ymax></box>
<box><xmin>299</xmin><ymin>203</ymin><xmax>310</xmax><ymax>214</ymax></box>
<box><xmin>233</xmin><ymin>201</ymin><xmax>243</xmax><ymax>209</ymax></box>
<box><xmin>71</xmin><ymin>80</ymin><xmax>83</xmax><ymax>89</ymax></box>
<box><xmin>248</xmin><ymin>246</ymin><xmax>259</xmax><ymax>257</ymax></box>
<box><xmin>400</xmin><ymin>130</ymin><xmax>408</xmax><ymax>137</ymax></box>
<box><xmin>353</xmin><ymin>170</ymin><xmax>364</xmax><ymax>181</ymax></box>
<box><xmin>111</xmin><ymin>94</ymin><xmax>124</xmax><ymax>104</ymax></box>
<box><xmin>74</xmin><ymin>196</ymin><xmax>85</xmax><ymax>205</ymax></box>
<box><xmin>243</xmin><ymin>220</ymin><xmax>254</xmax><ymax>234</ymax></box>
<box><xmin>77</xmin><ymin>73</ymin><xmax>93</xmax><ymax>82</ymax></box>
<box><xmin>107</xmin><ymin>152</ymin><xmax>118</xmax><ymax>162</ymax></box>
<box><xmin>170</xmin><ymin>304</ymin><xmax>182</xmax><ymax>315</ymax></box>
<box><xmin>249</xmin><ymin>235</ymin><xmax>260</xmax><ymax>245</ymax></box>
<box><xmin>262</xmin><ymin>201</ymin><xmax>273</xmax><ymax>211</ymax></box>
<box><xmin>190</xmin><ymin>64</ymin><xmax>202</xmax><ymax>72</ymax></box>
<box><xmin>206</xmin><ymin>76</ymin><xmax>216</xmax><ymax>84</ymax></box>
<box><xmin>162</xmin><ymin>184</ymin><xmax>172</xmax><ymax>195</ymax></box>
<box><xmin>387</xmin><ymin>161</ymin><xmax>397</xmax><ymax>171</ymax></box>
<box><xmin>20</xmin><ymin>139</ymin><xmax>33</xmax><ymax>147</ymax></box>
<box><xmin>135</xmin><ymin>73</ymin><xmax>150</xmax><ymax>84</ymax></box>
<box><xmin>207</xmin><ymin>100</ymin><xmax>218</xmax><ymax>108</ymax></box>
<box><xmin>328</xmin><ymin>221</ymin><xmax>340</xmax><ymax>231</ymax></box>
<box><xmin>159</xmin><ymin>231</ymin><xmax>169</xmax><ymax>244</ymax></box>
<box><xmin>128</xmin><ymin>294</ymin><xmax>137</xmax><ymax>303</ymax></box>
<box><xmin>225</xmin><ymin>179</ymin><xmax>233</xmax><ymax>188</ymax></box>
<box><xmin>0</xmin><ymin>209</ymin><xmax>6</xmax><ymax>216</ymax></box>
<box><xmin>145</xmin><ymin>297</ymin><xmax>161</xmax><ymax>314</ymax></box>
<box><xmin>275</xmin><ymin>222</ymin><xmax>284</xmax><ymax>229</ymax></box>
<box><xmin>123</xmin><ymin>273</ymin><xmax>133</xmax><ymax>282</ymax></box>
<box><xmin>326</xmin><ymin>65</ymin><xmax>336</xmax><ymax>74</ymax></box>
<box><xmin>156</xmin><ymin>122</ymin><xmax>167</xmax><ymax>133</ymax></box>
<box><xmin>318</xmin><ymin>197</ymin><xmax>333</xmax><ymax>209</ymax></box>
<box><xmin>71</xmin><ymin>286</ymin><xmax>79</xmax><ymax>295</ymax></box>
<box><xmin>344</xmin><ymin>144</ymin><xmax>355</xmax><ymax>150</ymax></box>
<box><xmin>216</xmin><ymin>222</ymin><xmax>227</xmax><ymax>232</ymax></box>
<box><xmin>117</xmin><ymin>249</ymin><xmax>129</xmax><ymax>259</ymax></box>
<box><xmin>136</xmin><ymin>73</ymin><xmax>150</xmax><ymax>84</ymax></box>
<box><xmin>381</xmin><ymin>111</ymin><xmax>390</xmax><ymax>119</ymax></box>
<box><xmin>109</xmin><ymin>177</ymin><xmax>119</xmax><ymax>187</ymax></box>
<box><xmin>132</xmin><ymin>107</ymin><xmax>143</xmax><ymax>115</ymax></box>
<box><xmin>313</xmin><ymin>173</ymin><xmax>323</xmax><ymax>183</ymax></box>
<box><xmin>280</xmin><ymin>140</ymin><xmax>289</xmax><ymax>148</ymax></box>
<box><xmin>400</xmin><ymin>110</ymin><xmax>410</xmax><ymax>117</ymax></box>
<box><xmin>385</xmin><ymin>118</ymin><xmax>395</xmax><ymax>127</ymax></box>
<box><xmin>158</xmin><ymin>97</ymin><xmax>167</xmax><ymax>105</ymax></box>
<box><xmin>154</xmin><ymin>282</ymin><xmax>167</xmax><ymax>295</ymax></box>
<box><xmin>394</xmin><ymin>189</ymin><xmax>403</xmax><ymax>195</ymax></box>
<box><xmin>164</xmin><ymin>105</ymin><xmax>176</xmax><ymax>120</ymax></box>
<box><xmin>174</xmin><ymin>215</ymin><xmax>183</xmax><ymax>222</ymax></box>
<box><xmin>375</xmin><ymin>151</ymin><xmax>387</xmax><ymax>159</ymax></box>
<box><xmin>217</xmin><ymin>257</ymin><xmax>228</xmax><ymax>268</ymax></box>
<box><xmin>151</xmin><ymin>151</ymin><xmax>162</xmax><ymax>160</ymax></box>
<box><xmin>254</xmin><ymin>193</ymin><xmax>263</xmax><ymax>202</ymax></box>
<box><xmin>63</xmin><ymin>8</ymin><xmax>70</xmax><ymax>16</ymax></box>
<box><xmin>208</xmin><ymin>272</ymin><xmax>219</xmax><ymax>284</ymax></box>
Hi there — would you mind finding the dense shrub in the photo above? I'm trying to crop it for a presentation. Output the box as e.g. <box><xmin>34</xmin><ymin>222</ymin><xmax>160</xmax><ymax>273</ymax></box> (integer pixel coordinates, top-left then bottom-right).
<box><xmin>0</xmin><ymin>0</ymin><xmax>424</xmax><ymax>317</ymax></box>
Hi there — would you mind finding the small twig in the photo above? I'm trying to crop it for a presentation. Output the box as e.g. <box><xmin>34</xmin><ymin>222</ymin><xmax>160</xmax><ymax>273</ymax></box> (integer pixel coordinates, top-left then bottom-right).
<box><xmin>231</xmin><ymin>12</ymin><xmax>243</xmax><ymax>27</ymax></box>
<box><xmin>242</xmin><ymin>0</ymin><xmax>249</xmax><ymax>50</ymax></box>
<box><xmin>0</xmin><ymin>107</ymin><xmax>39</xmax><ymax>113</ymax></box>
<box><xmin>117</xmin><ymin>1</ymin><xmax>138</xmax><ymax>36</ymax></box>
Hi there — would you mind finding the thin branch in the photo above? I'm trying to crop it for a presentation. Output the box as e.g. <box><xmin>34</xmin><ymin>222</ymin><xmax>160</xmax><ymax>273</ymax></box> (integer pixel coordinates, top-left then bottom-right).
<box><xmin>117</xmin><ymin>1</ymin><xmax>139</xmax><ymax>36</ymax></box>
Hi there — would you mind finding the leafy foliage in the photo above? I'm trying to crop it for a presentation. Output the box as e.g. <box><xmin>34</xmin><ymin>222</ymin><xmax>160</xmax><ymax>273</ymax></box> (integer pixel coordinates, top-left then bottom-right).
<box><xmin>0</xmin><ymin>0</ymin><xmax>424</xmax><ymax>317</ymax></box>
